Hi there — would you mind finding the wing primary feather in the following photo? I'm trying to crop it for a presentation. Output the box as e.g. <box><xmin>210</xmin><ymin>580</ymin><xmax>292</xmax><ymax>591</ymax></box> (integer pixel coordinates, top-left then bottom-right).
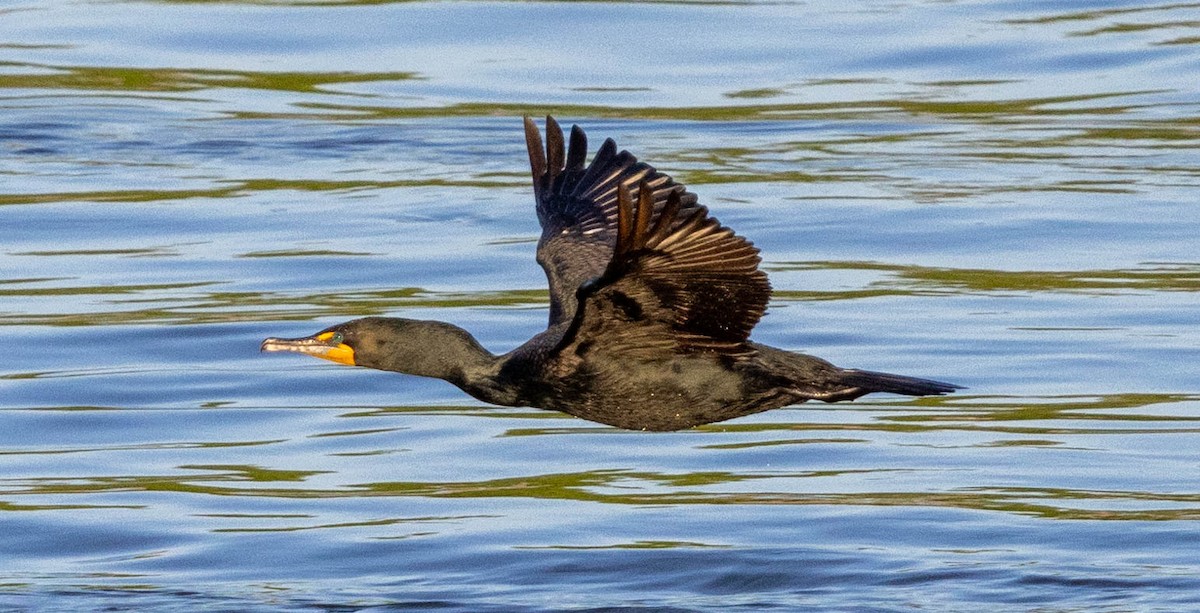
<box><xmin>571</xmin><ymin>138</ymin><xmax>618</xmax><ymax>198</ymax></box>
<box><xmin>566</xmin><ymin>125</ymin><xmax>587</xmax><ymax>172</ymax></box>
<box><xmin>633</xmin><ymin>180</ymin><xmax>654</xmax><ymax>251</ymax></box>
<box><xmin>661</xmin><ymin>207</ymin><xmax>710</xmax><ymax>244</ymax></box>
<box><xmin>615</xmin><ymin>181</ymin><xmax>634</xmax><ymax>258</ymax></box>
<box><xmin>647</xmin><ymin>188</ymin><xmax>681</xmax><ymax>245</ymax></box>
<box><xmin>545</xmin><ymin>116</ymin><xmax>564</xmax><ymax>185</ymax></box>
<box><xmin>523</xmin><ymin>116</ymin><xmax>546</xmax><ymax>197</ymax></box>
<box><xmin>581</xmin><ymin>151</ymin><xmax>640</xmax><ymax>201</ymax></box>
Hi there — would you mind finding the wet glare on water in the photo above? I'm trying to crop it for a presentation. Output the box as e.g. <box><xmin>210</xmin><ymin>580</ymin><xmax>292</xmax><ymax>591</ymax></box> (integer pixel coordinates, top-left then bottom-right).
<box><xmin>1</xmin><ymin>0</ymin><xmax>1199</xmax><ymax>610</ymax></box>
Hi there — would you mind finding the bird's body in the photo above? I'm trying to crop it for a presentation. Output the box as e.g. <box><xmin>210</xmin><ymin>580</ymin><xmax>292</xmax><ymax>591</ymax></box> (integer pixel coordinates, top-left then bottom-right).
<box><xmin>262</xmin><ymin>117</ymin><xmax>959</xmax><ymax>430</ymax></box>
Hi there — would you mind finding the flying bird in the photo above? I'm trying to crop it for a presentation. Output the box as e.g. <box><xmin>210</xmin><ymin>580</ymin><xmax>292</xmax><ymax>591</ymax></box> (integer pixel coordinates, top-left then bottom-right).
<box><xmin>262</xmin><ymin>117</ymin><xmax>959</xmax><ymax>430</ymax></box>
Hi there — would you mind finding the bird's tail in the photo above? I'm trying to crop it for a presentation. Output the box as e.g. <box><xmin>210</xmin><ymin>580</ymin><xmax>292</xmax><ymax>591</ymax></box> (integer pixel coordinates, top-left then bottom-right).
<box><xmin>749</xmin><ymin>343</ymin><xmax>961</xmax><ymax>402</ymax></box>
<box><xmin>837</xmin><ymin>368</ymin><xmax>962</xmax><ymax>398</ymax></box>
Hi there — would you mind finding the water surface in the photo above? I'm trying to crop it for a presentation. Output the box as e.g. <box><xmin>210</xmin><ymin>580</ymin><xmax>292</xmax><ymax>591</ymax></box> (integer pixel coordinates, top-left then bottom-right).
<box><xmin>2</xmin><ymin>0</ymin><xmax>1199</xmax><ymax>610</ymax></box>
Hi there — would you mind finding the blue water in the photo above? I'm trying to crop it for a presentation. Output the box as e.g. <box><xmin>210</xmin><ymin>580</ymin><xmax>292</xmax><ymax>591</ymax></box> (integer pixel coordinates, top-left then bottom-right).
<box><xmin>2</xmin><ymin>0</ymin><xmax>1199</xmax><ymax>610</ymax></box>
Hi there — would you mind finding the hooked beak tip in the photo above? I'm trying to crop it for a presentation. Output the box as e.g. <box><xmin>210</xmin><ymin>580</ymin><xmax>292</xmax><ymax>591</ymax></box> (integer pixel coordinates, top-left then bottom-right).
<box><xmin>260</xmin><ymin>337</ymin><xmax>290</xmax><ymax>353</ymax></box>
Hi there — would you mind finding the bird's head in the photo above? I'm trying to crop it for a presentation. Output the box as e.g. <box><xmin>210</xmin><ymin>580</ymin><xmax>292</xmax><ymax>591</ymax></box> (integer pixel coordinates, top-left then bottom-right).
<box><xmin>260</xmin><ymin>316</ymin><xmax>494</xmax><ymax>381</ymax></box>
<box><xmin>260</xmin><ymin>320</ymin><xmax>362</xmax><ymax>366</ymax></box>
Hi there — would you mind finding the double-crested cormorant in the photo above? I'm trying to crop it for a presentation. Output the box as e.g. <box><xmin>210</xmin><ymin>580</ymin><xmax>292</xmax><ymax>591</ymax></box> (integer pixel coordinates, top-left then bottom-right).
<box><xmin>262</xmin><ymin>117</ymin><xmax>959</xmax><ymax>431</ymax></box>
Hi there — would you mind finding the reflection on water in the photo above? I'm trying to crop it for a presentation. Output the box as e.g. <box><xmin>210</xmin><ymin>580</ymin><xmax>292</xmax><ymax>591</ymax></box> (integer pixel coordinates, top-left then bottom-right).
<box><xmin>2</xmin><ymin>261</ymin><xmax>1196</xmax><ymax>326</ymax></box>
<box><xmin>2</xmin><ymin>0</ymin><xmax>1199</xmax><ymax>610</ymax></box>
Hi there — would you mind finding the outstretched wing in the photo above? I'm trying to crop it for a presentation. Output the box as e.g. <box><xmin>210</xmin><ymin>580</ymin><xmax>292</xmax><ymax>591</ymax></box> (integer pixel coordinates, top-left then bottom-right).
<box><xmin>554</xmin><ymin>181</ymin><xmax>772</xmax><ymax>360</ymax></box>
<box><xmin>524</xmin><ymin>116</ymin><xmax>702</xmax><ymax>327</ymax></box>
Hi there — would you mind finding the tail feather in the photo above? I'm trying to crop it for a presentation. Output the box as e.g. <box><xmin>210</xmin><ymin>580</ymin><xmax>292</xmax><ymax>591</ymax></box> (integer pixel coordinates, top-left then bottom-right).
<box><xmin>838</xmin><ymin>369</ymin><xmax>962</xmax><ymax>397</ymax></box>
<box><xmin>748</xmin><ymin>343</ymin><xmax>961</xmax><ymax>403</ymax></box>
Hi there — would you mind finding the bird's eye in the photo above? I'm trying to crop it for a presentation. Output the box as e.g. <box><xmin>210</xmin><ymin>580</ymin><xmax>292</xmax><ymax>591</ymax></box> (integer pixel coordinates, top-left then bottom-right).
<box><xmin>329</xmin><ymin>332</ymin><xmax>344</xmax><ymax>345</ymax></box>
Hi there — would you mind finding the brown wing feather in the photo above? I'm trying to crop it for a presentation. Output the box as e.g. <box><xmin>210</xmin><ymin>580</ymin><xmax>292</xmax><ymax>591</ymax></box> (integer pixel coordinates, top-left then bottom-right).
<box><xmin>524</xmin><ymin>116</ymin><xmax>704</xmax><ymax>328</ymax></box>
<box><xmin>556</xmin><ymin>181</ymin><xmax>772</xmax><ymax>359</ymax></box>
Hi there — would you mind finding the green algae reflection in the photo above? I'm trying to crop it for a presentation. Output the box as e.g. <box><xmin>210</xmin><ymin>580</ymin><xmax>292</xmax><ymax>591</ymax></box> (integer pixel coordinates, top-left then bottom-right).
<box><xmin>2</xmin><ymin>261</ymin><xmax>1194</xmax><ymax>326</ymax></box>
<box><xmin>8</xmin><ymin>464</ymin><xmax>1200</xmax><ymax>521</ymax></box>
<box><xmin>4</xmin><ymin>394</ymin><xmax>1198</xmax><ymax>521</ymax></box>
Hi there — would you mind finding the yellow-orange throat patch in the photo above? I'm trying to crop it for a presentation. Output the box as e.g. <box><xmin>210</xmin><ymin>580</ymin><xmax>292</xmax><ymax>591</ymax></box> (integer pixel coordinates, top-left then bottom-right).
<box><xmin>316</xmin><ymin>332</ymin><xmax>356</xmax><ymax>366</ymax></box>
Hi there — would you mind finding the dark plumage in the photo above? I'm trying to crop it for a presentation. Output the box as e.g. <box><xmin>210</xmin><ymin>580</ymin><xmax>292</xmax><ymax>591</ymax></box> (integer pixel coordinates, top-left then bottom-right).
<box><xmin>261</xmin><ymin>117</ymin><xmax>959</xmax><ymax>430</ymax></box>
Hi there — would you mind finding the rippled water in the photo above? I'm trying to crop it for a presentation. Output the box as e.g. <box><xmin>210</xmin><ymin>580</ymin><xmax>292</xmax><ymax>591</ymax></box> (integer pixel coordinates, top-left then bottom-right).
<box><xmin>2</xmin><ymin>0</ymin><xmax>1199</xmax><ymax>610</ymax></box>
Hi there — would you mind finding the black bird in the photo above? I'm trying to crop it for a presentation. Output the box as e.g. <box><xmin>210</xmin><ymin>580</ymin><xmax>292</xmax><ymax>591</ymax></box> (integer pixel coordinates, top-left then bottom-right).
<box><xmin>261</xmin><ymin>117</ymin><xmax>959</xmax><ymax>431</ymax></box>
